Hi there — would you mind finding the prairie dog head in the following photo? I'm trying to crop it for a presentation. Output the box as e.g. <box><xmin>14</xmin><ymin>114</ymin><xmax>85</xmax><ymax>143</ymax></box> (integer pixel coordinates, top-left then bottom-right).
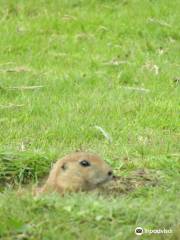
<box><xmin>42</xmin><ymin>152</ymin><xmax>113</xmax><ymax>193</ymax></box>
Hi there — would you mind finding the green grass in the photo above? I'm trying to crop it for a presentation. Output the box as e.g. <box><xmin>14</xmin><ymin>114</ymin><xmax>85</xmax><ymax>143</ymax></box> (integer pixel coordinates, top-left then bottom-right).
<box><xmin>0</xmin><ymin>0</ymin><xmax>180</xmax><ymax>239</ymax></box>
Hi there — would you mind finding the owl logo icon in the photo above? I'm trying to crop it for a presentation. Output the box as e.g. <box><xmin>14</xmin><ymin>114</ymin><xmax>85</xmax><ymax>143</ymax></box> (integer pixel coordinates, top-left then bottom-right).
<box><xmin>135</xmin><ymin>227</ymin><xmax>144</xmax><ymax>235</ymax></box>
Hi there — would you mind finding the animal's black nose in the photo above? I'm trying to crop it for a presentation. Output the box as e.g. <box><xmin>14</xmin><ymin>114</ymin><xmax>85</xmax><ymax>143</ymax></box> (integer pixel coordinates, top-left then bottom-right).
<box><xmin>108</xmin><ymin>170</ymin><xmax>113</xmax><ymax>176</ymax></box>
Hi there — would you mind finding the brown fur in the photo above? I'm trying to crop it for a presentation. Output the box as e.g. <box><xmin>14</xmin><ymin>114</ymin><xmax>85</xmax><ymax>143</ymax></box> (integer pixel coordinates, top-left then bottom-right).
<box><xmin>36</xmin><ymin>152</ymin><xmax>113</xmax><ymax>195</ymax></box>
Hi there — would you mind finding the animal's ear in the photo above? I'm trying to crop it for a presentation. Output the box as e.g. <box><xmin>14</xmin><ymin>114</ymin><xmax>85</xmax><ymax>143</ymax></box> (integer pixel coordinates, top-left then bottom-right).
<box><xmin>61</xmin><ymin>162</ymin><xmax>68</xmax><ymax>171</ymax></box>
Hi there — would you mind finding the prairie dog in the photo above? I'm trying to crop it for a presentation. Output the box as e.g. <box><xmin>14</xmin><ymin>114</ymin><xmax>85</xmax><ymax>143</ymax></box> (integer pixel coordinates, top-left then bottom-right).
<box><xmin>37</xmin><ymin>152</ymin><xmax>113</xmax><ymax>194</ymax></box>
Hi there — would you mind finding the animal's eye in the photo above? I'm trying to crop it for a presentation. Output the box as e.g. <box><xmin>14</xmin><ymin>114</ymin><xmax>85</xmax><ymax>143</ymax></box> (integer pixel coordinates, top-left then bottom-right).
<box><xmin>80</xmin><ymin>160</ymin><xmax>91</xmax><ymax>167</ymax></box>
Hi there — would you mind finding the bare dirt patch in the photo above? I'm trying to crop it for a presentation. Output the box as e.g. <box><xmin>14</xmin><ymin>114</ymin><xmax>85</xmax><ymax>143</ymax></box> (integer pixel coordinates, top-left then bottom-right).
<box><xmin>99</xmin><ymin>168</ymin><xmax>160</xmax><ymax>196</ymax></box>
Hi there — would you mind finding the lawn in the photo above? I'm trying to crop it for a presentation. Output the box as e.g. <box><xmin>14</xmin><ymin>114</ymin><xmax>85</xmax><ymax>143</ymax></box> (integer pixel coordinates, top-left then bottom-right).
<box><xmin>0</xmin><ymin>0</ymin><xmax>179</xmax><ymax>239</ymax></box>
